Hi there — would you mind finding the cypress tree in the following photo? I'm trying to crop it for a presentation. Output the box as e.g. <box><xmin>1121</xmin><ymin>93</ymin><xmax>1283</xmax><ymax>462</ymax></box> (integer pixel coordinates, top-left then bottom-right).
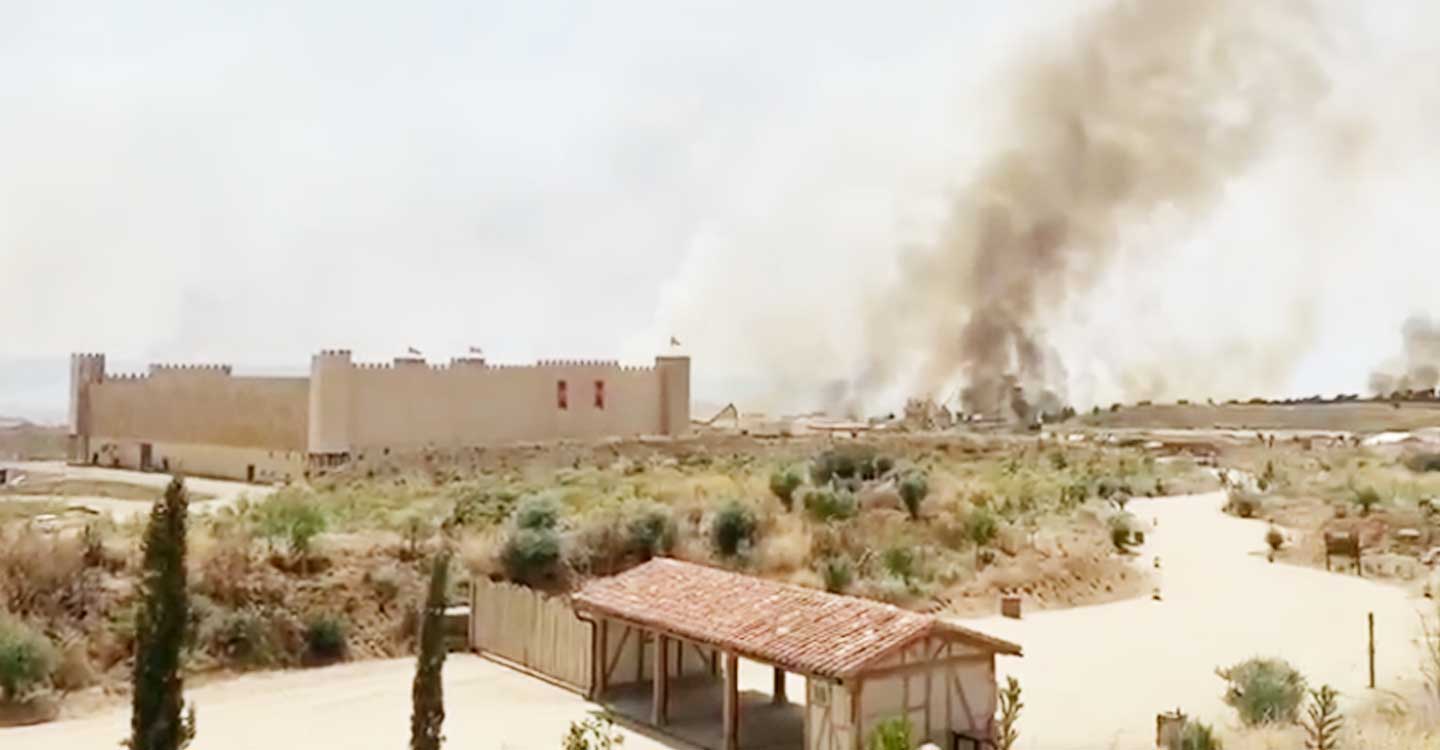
<box><xmin>127</xmin><ymin>476</ymin><xmax>195</xmax><ymax>750</ymax></box>
<box><xmin>410</xmin><ymin>550</ymin><xmax>451</xmax><ymax>750</ymax></box>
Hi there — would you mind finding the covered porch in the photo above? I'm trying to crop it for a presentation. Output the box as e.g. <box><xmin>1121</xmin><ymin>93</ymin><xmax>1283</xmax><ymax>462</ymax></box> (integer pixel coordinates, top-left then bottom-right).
<box><xmin>572</xmin><ymin>558</ymin><xmax>1022</xmax><ymax>750</ymax></box>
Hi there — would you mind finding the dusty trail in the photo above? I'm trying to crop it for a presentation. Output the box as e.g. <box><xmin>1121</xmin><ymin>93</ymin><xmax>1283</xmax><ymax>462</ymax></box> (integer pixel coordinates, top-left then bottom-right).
<box><xmin>971</xmin><ymin>491</ymin><xmax>1430</xmax><ymax>750</ymax></box>
<box><xmin>0</xmin><ymin>461</ymin><xmax>273</xmax><ymax>518</ymax></box>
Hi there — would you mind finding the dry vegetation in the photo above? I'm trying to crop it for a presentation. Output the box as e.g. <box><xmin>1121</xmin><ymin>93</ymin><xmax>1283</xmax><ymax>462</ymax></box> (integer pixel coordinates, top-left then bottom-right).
<box><xmin>1083</xmin><ymin>400</ymin><xmax>1440</xmax><ymax>432</ymax></box>
<box><xmin>0</xmin><ymin>423</ymin><xmax>66</xmax><ymax>462</ymax></box>
<box><xmin>0</xmin><ymin>432</ymin><xmax>1217</xmax><ymax>722</ymax></box>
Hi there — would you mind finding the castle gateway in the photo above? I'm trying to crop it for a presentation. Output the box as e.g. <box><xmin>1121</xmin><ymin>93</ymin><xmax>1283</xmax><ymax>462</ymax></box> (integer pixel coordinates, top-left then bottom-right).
<box><xmin>68</xmin><ymin>351</ymin><xmax>690</xmax><ymax>482</ymax></box>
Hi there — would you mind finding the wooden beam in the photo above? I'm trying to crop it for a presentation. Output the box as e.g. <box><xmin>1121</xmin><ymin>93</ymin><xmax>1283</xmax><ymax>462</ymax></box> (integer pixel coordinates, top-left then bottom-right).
<box><xmin>851</xmin><ymin>678</ymin><xmax>865</xmax><ymax>750</ymax></box>
<box><xmin>723</xmin><ymin>652</ymin><xmax>740</xmax><ymax>750</ymax></box>
<box><xmin>773</xmin><ymin>666</ymin><xmax>788</xmax><ymax>705</ymax></box>
<box><xmin>604</xmin><ymin>626</ymin><xmax>631</xmax><ymax>686</ymax></box>
<box><xmin>592</xmin><ymin>618</ymin><xmax>607</xmax><ymax>699</ymax></box>
<box><xmin>653</xmin><ymin>634</ymin><xmax>670</xmax><ymax>726</ymax></box>
<box><xmin>857</xmin><ymin>652</ymin><xmax>992</xmax><ymax>683</ymax></box>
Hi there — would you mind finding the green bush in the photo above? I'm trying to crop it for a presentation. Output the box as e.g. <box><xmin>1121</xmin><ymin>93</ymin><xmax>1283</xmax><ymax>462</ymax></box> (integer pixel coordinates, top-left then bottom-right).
<box><xmin>804</xmin><ymin>487</ymin><xmax>858</xmax><ymax>523</ymax></box>
<box><xmin>820</xmin><ymin>557</ymin><xmax>853</xmax><ymax>593</ymax></box>
<box><xmin>304</xmin><ymin>614</ymin><xmax>348</xmax><ymax>664</ymax></box>
<box><xmin>207</xmin><ymin>608</ymin><xmax>281</xmax><ymax>668</ymax></box>
<box><xmin>502</xmin><ymin>527</ymin><xmax>562</xmax><ymax>583</ymax></box>
<box><xmin>866</xmin><ymin>716</ymin><xmax>913</xmax><ymax>750</ymax></box>
<box><xmin>1265</xmin><ymin>525</ymin><xmax>1284</xmax><ymax>555</ymax></box>
<box><xmin>1217</xmin><ymin>657</ymin><xmax>1307</xmax><ymax>726</ymax></box>
<box><xmin>881</xmin><ymin>547</ymin><xmax>917</xmax><ymax>582</ymax></box>
<box><xmin>1225</xmin><ymin>491</ymin><xmax>1264</xmax><ymax>519</ymax></box>
<box><xmin>1108</xmin><ymin>514</ymin><xmax>1136</xmax><ymax>552</ymax></box>
<box><xmin>563</xmin><ymin>714</ymin><xmax>624</xmax><ymax>750</ymax></box>
<box><xmin>964</xmin><ymin>506</ymin><xmax>999</xmax><ymax>547</ymax></box>
<box><xmin>874</xmin><ymin>456</ymin><xmax>895</xmax><ymax>477</ymax></box>
<box><xmin>898</xmin><ymin>472</ymin><xmax>929</xmax><ymax>521</ymax></box>
<box><xmin>0</xmin><ymin>615</ymin><xmax>57</xmax><ymax>700</ymax></box>
<box><xmin>253</xmin><ymin>495</ymin><xmax>328</xmax><ymax>564</ymax></box>
<box><xmin>444</xmin><ymin>487</ymin><xmax>520</xmax><ymax>529</ymax></box>
<box><xmin>710</xmin><ymin>502</ymin><xmax>757</xmax><ymax>558</ymax></box>
<box><xmin>625</xmin><ymin>504</ymin><xmax>676</xmax><ymax>559</ymax></box>
<box><xmin>1180</xmin><ymin>719</ymin><xmax>1221</xmax><ymax>750</ymax></box>
<box><xmin>1354</xmin><ymin>487</ymin><xmax>1381</xmax><ymax>516</ymax></box>
<box><xmin>768</xmin><ymin>468</ymin><xmax>804</xmax><ymax>512</ymax></box>
<box><xmin>513</xmin><ymin>496</ymin><xmax>561</xmax><ymax>530</ymax></box>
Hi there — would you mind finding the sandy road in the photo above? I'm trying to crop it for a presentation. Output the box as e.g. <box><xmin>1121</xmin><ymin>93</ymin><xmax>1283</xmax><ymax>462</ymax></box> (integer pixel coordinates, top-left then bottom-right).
<box><xmin>971</xmin><ymin>491</ymin><xmax>1431</xmax><ymax>750</ymax></box>
<box><xmin>0</xmin><ymin>461</ymin><xmax>273</xmax><ymax>519</ymax></box>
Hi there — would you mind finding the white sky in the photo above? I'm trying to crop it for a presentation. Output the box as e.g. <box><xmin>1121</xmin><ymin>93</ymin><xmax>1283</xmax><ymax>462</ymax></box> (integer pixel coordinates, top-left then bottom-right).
<box><xmin>3</xmin><ymin>1</ymin><xmax>1439</xmax><ymax>420</ymax></box>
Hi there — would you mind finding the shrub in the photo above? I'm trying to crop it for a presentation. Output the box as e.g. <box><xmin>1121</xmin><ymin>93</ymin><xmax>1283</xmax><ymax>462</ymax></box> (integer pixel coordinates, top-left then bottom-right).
<box><xmin>882</xmin><ymin>547</ymin><xmax>918</xmax><ymax>583</ymax></box>
<box><xmin>965</xmin><ymin>506</ymin><xmax>999</xmax><ymax>547</ymax></box>
<box><xmin>996</xmin><ymin>676</ymin><xmax>1022</xmax><ymax>750</ymax></box>
<box><xmin>1061</xmin><ymin>481</ymin><xmax>1088</xmax><ymax>508</ymax></box>
<box><xmin>513</xmin><ymin>497</ymin><xmax>561</xmax><ymax>530</ymax></box>
<box><xmin>768</xmin><ymin>468</ymin><xmax>804</xmax><ymax>512</ymax></box>
<box><xmin>625</xmin><ymin>504</ymin><xmax>676</xmax><ymax>560</ymax></box>
<box><xmin>1303</xmin><ymin>684</ymin><xmax>1342</xmax><ymax>750</ymax></box>
<box><xmin>820</xmin><ymin>557</ymin><xmax>853</xmax><ymax>593</ymax></box>
<box><xmin>710</xmin><ymin>502</ymin><xmax>757</xmax><ymax>558</ymax></box>
<box><xmin>563</xmin><ymin>714</ymin><xmax>624</xmax><ymax>750</ymax></box>
<box><xmin>1109</xmin><ymin>516</ymin><xmax>1135</xmax><ymax>552</ymax></box>
<box><xmin>0</xmin><ymin>615</ymin><xmax>57</xmax><ymax>701</ymax></box>
<box><xmin>1265</xmin><ymin>526</ymin><xmax>1284</xmax><ymax>556</ymax></box>
<box><xmin>898</xmin><ymin>472</ymin><xmax>929</xmax><ymax>521</ymax></box>
<box><xmin>1217</xmin><ymin>657</ymin><xmax>1307</xmax><ymax>726</ymax></box>
<box><xmin>874</xmin><ymin>456</ymin><xmax>895</xmax><ymax>476</ymax></box>
<box><xmin>1407</xmin><ymin>453</ymin><xmax>1440</xmax><ymax>473</ymax></box>
<box><xmin>253</xmin><ymin>495</ymin><xmax>328</xmax><ymax>567</ymax></box>
<box><xmin>1354</xmin><ymin>487</ymin><xmax>1381</xmax><ymax>516</ymax></box>
<box><xmin>804</xmin><ymin>487</ymin><xmax>858</xmax><ymax>523</ymax></box>
<box><xmin>444</xmin><ymin>487</ymin><xmax>520</xmax><ymax>529</ymax></box>
<box><xmin>304</xmin><ymin>615</ymin><xmax>348</xmax><ymax>665</ymax></box>
<box><xmin>207</xmin><ymin>608</ymin><xmax>280</xmax><ymax>667</ymax></box>
<box><xmin>866</xmin><ymin>716</ymin><xmax>913</xmax><ymax>750</ymax></box>
<box><xmin>1180</xmin><ymin>720</ymin><xmax>1221</xmax><ymax>750</ymax></box>
<box><xmin>1226</xmin><ymin>491</ymin><xmax>1264</xmax><ymax>519</ymax></box>
<box><xmin>502</xmin><ymin>528</ymin><xmax>562</xmax><ymax>583</ymax></box>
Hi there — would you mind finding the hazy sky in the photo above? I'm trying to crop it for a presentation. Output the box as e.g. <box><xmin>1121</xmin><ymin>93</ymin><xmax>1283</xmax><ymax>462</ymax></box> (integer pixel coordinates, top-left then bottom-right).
<box><xmin>4</xmin><ymin>1</ymin><xmax>1440</xmax><ymax>420</ymax></box>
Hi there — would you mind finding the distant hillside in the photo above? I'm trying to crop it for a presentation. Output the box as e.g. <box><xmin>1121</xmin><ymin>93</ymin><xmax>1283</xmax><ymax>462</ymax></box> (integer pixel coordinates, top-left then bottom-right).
<box><xmin>1081</xmin><ymin>401</ymin><xmax>1440</xmax><ymax>433</ymax></box>
<box><xmin>0</xmin><ymin>419</ymin><xmax>67</xmax><ymax>460</ymax></box>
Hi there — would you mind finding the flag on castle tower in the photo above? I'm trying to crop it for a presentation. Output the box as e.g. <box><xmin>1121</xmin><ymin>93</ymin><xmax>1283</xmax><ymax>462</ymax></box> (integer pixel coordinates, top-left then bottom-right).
<box><xmin>669</xmin><ymin>336</ymin><xmax>681</xmax><ymax>347</ymax></box>
<box><xmin>407</xmin><ymin>347</ymin><xmax>422</xmax><ymax>356</ymax></box>
<box><xmin>468</xmin><ymin>346</ymin><xmax>483</xmax><ymax>355</ymax></box>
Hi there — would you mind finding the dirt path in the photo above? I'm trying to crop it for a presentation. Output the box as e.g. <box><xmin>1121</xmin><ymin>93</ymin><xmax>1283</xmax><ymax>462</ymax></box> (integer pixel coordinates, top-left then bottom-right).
<box><xmin>969</xmin><ymin>490</ymin><xmax>1431</xmax><ymax>750</ymax></box>
<box><xmin>0</xmin><ymin>461</ymin><xmax>273</xmax><ymax>519</ymax></box>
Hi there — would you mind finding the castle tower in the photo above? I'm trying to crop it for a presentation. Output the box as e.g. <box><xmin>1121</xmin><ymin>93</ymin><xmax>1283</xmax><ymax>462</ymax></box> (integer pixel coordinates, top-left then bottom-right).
<box><xmin>68</xmin><ymin>353</ymin><xmax>106</xmax><ymax>463</ymax></box>
<box><xmin>308</xmin><ymin>350</ymin><xmax>353</xmax><ymax>458</ymax></box>
<box><xmin>655</xmin><ymin>355</ymin><xmax>691</xmax><ymax>437</ymax></box>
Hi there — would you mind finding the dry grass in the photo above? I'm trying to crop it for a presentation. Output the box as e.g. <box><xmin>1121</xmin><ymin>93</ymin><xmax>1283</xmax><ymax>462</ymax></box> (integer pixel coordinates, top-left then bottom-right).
<box><xmin>1084</xmin><ymin>401</ymin><xmax>1440</xmax><ymax>432</ymax></box>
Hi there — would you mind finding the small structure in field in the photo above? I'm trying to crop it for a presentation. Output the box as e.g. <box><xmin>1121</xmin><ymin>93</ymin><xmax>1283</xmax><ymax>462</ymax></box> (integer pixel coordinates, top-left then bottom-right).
<box><xmin>572</xmin><ymin>558</ymin><xmax>1021</xmax><ymax>750</ymax></box>
<box><xmin>1324</xmin><ymin>531</ymin><xmax>1362</xmax><ymax>575</ymax></box>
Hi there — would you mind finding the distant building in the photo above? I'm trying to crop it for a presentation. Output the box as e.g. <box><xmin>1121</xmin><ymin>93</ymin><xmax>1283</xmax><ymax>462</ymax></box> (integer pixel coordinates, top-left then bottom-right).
<box><xmin>68</xmin><ymin>350</ymin><xmax>690</xmax><ymax>482</ymax></box>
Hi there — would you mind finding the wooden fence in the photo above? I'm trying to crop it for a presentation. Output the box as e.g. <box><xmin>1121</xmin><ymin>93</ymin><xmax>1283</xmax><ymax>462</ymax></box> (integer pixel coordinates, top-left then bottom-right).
<box><xmin>470</xmin><ymin>578</ymin><xmax>593</xmax><ymax>693</ymax></box>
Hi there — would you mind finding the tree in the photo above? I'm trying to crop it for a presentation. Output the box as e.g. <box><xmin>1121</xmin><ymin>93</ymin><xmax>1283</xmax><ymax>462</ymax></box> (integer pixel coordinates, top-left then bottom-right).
<box><xmin>1303</xmin><ymin>685</ymin><xmax>1343</xmax><ymax>750</ymax></box>
<box><xmin>768</xmin><ymin>467</ymin><xmax>803</xmax><ymax>512</ymax></box>
<box><xmin>411</xmin><ymin>550</ymin><xmax>451</xmax><ymax>750</ymax></box>
<box><xmin>996</xmin><ymin>676</ymin><xmax>1023</xmax><ymax>750</ymax></box>
<box><xmin>127</xmin><ymin>476</ymin><xmax>196</xmax><ymax>750</ymax></box>
<box><xmin>899</xmin><ymin>471</ymin><xmax>929</xmax><ymax>521</ymax></box>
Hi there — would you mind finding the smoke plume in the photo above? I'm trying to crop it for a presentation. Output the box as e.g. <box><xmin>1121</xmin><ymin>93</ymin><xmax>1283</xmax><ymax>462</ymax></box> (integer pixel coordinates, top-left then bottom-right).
<box><xmin>857</xmin><ymin>0</ymin><xmax>1330</xmax><ymax>418</ymax></box>
<box><xmin>1370</xmin><ymin>316</ymin><xmax>1440</xmax><ymax>396</ymax></box>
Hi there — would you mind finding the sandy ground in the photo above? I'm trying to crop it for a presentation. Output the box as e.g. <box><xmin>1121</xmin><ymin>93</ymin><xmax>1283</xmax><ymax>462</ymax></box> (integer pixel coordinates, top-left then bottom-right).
<box><xmin>972</xmin><ymin>490</ymin><xmax>1431</xmax><ymax>750</ymax></box>
<box><xmin>0</xmin><ymin>654</ymin><xmax>808</xmax><ymax>750</ymax></box>
<box><xmin>0</xmin><ymin>461</ymin><xmax>273</xmax><ymax>519</ymax></box>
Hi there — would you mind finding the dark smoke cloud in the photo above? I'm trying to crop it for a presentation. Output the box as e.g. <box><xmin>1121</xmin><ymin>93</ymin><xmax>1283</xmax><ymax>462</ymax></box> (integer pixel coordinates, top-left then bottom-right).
<box><xmin>1370</xmin><ymin>316</ymin><xmax>1440</xmax><ymax>396</ymax></box>
<box><xmin>858</xmin><ymin>0</ymin><xmax>1330</xmax><ymax>418</ymax></box>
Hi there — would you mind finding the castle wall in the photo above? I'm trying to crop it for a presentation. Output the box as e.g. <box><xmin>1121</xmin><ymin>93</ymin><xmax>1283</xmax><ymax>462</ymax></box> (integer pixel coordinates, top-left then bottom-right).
<box><xmin>88</xmin><ymin>368</ymin><xmax>309</xmax><ymax>451</ymax></box>
<box><xmin>334</xmin><ymin>359</ymin><xmax>670</xmax><ymax>453</ymax></box>
<box><xmin>87</xmin><ymin>438</ymin><xmax>304</xmax><ymax>483</ymax></box>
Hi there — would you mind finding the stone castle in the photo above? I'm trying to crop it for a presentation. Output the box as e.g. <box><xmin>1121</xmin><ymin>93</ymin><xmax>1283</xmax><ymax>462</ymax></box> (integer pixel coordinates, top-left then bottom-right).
<box><xmin>68</xmin><ymin>350</ymin><xmax>690</xmax><ymax>482</ymax></box>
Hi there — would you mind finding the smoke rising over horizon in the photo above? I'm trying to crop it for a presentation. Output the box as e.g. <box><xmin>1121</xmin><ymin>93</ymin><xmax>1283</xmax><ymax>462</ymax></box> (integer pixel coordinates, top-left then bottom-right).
<box><xmin>857</xmin><ymin>0</ymin><xmax>1332</xmax><ymax>419</ymax></box>
<box><xmin>1370</xmin><ymin>316</ymin><xmax>1440</xmax><ymax>396</ymax></box>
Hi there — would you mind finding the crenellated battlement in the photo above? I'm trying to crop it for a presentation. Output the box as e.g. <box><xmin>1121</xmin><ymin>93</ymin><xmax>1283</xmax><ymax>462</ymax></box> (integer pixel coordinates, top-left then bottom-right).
<box><xmin>148</xmin><ymin>363</ymin><xmax>233</xmax><ymax>376</ymax></box>
<box><xmin>536</xmin><ymin>359</ymin><xmax>622</xmax><ymax>368</ymax></box>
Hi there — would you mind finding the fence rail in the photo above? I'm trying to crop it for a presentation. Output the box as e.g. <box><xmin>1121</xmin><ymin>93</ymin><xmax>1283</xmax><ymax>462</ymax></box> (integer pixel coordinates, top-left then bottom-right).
<box><xmin>470</xmin><ymin>578</ymin><xmax>593</xmax><ymax>693</ymax></box>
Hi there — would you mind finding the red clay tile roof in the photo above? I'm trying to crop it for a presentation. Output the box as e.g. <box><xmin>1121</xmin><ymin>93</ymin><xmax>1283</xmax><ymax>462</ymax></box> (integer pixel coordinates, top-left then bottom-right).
<box><xmin>571</xmin><ymin>558</ymin><xmax>1021</xmax><ymax>678</ymax></box>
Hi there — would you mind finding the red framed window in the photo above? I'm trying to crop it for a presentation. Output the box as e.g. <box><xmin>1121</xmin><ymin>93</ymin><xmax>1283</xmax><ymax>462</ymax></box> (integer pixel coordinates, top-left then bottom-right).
<box><xmin>557</xmin><ymin>380</ymin><xmax>568</xmax><ymax>410</ymax></box>
<box><xmin>594</xmin><ymin>380</ymin><xmax>606</xmax><ymax>409</ymax></box>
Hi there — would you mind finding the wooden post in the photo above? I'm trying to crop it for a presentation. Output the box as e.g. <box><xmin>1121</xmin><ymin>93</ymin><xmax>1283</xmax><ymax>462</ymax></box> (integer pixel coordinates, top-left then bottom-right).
<box><xmin>773</xmin><ymin>666</ymin><xmax>788</xmax><ymax>705</ymax></box>
<box><xmin>723</xmin><ymin>653</ymin><xmax>740</xmax><ymax>750</ymax></box>
<box><xmin>653</xmin><ymin>634</ymin><xmax>670</xmax><ymax>726</ymax></box>
<box><xmin>1369</xmin><ymin>612</ymin><xmax>1376</xmax><ymax>689</ymax></box>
